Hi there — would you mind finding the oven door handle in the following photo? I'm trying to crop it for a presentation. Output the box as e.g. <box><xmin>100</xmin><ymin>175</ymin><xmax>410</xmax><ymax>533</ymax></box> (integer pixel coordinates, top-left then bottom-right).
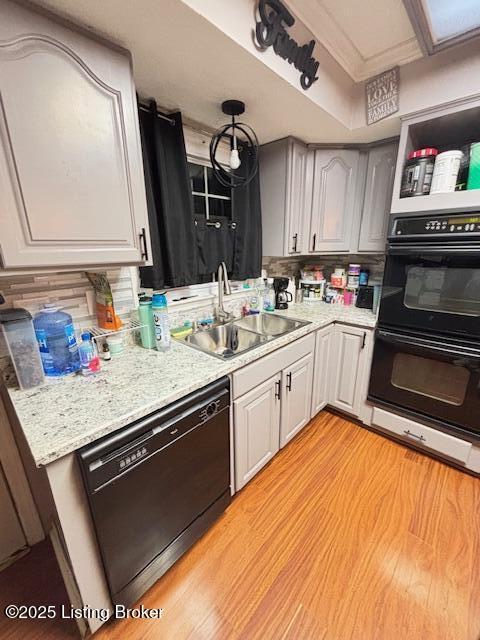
<box><xmin>387</xmin><ymin>243</ymin><xmax>480</xmax><ymax>255</ymax></box>
<box><xmin>377</xmin><ymin>329</ymin><xmax>480</xmax><ymax>360</ymax></box>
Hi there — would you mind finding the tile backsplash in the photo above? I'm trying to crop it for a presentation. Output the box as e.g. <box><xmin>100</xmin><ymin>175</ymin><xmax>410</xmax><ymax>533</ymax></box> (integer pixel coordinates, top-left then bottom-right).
<box><xmin>0</xmin><ymin>267</ymin><xmax>139</xmax><ymax>330</ymax></box>
<box><xmin>262</xmin><ymin>254</ymin><xmax>385</xmax><ymax>282</ymax></box>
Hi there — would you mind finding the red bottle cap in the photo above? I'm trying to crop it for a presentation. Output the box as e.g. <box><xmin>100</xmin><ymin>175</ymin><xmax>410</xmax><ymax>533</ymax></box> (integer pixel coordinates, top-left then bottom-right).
<box><xmin>408</xmin><ymin>147</ymin><xmax>439</xmax><ymax>160</ymax></box>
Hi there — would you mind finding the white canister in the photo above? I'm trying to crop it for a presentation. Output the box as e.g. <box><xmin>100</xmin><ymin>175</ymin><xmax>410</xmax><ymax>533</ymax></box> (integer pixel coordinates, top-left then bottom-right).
<box><xmin>430</xmin><ymin>150</ymin><xmax>464</xmax><ymax>194</ymax></box>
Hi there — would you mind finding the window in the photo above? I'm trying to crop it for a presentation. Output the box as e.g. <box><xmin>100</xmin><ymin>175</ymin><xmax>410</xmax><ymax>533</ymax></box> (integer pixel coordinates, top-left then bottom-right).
<box><xmin>403</xmin><ymin>0</ymin><xmax>480</xmax><ymax>54</ymax></box>
<box><xmin>424</xmin><ymin>0</ymin><xmax>480</xmax><ymax>43</ymax></box>
<box><xmin>188</xmin><ymin>162</ymin><xmax>232</xmax><ymax>220</ymax></box>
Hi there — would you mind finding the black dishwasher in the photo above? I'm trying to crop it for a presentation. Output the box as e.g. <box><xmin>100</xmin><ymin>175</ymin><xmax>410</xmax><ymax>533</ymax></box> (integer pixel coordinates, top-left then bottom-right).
<box><xmin>78</xmin><ymin>377</ymin><xmax>231</xmax><ymax>606</ymax></box>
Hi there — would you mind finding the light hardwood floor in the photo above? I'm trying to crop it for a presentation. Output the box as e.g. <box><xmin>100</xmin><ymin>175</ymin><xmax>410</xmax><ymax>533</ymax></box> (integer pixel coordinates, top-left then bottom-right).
<box><xmin>2</xmin><ymin>411</ymin><xmax>480</xmax><ymax>639</ymax></box>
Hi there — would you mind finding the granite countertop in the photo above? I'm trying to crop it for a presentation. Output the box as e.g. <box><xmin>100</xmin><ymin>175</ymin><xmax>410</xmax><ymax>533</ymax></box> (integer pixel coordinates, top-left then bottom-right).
<box><xmin>4</xmin><ymin>302</ymin><xmax>376</xmax><ymax>467</ymax></box>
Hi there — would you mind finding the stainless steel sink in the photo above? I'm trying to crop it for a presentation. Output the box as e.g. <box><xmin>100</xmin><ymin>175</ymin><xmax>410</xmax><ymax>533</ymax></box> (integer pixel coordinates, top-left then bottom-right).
<box><xmin>183</xmin><ymin>323</ymin><xmax>270</xmax><ymax>359</ymax></box>
<box><xmin>179</xmin><ymin>313</ymin><xmax>310</xmax><ymax>360</ymax></box>
<box><xmin>233</xmin><ymin>313</ymin><xmax>307</xmax><ymax>337</ymax></box>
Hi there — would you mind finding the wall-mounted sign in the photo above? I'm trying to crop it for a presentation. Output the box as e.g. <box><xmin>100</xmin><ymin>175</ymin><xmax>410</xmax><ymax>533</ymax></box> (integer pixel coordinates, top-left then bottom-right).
<box><xmin>255</xmin><ymin>0</ymin><xmax>319</xmax><ymax>91</ymax></box>
<box><xmin>366</xmin><ymin>67</ymin><xmax>399</xmax><ymax>125</ymax></box>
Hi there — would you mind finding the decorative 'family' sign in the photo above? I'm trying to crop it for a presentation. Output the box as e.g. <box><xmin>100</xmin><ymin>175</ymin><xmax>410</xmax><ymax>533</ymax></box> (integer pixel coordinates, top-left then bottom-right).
<box><xmin>255</xmin><ymin>0</ymin><xmax>319</xmax><ymax>91</ymax></box>
<box><xmin>366</xmin><ymin>67</ymin><xmax>399</xmax><ymax>125</ymax></box>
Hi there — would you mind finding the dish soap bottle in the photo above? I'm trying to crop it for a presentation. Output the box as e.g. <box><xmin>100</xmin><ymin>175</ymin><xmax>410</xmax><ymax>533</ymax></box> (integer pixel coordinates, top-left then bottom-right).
<box><xmin>152</xmin><ymin>292</ymin><xmax>171</xmax><ymax>352</ymax></box>
<box><xmin>78</xmin><ymin>332</ymin><xmax>101</xmax><ymax>376</ymax></box>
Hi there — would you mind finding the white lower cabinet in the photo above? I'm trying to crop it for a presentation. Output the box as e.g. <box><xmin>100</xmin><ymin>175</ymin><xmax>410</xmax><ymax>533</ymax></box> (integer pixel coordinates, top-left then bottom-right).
<box><xmin>371</xmin><ymin>407</ymin><xmax>480</xmax><ymax>472</ymax></box>
<box><xmin>280</xmin><ymin>353</ymin><xmax>314</xmax><ymax>448</ymax></box>
<box><xmin>310</xmin><ymin>325</ymin><xmax>334</xmax><ymax>418</ymax></box>
<box><xmin>329</xmin><ymin>324</ymin><xmax>371</xmax><ymax>418</ymax></box>
<box><xmin>234</xmin><ymin>375</ymin><xmax>281</xmax><ymax>491</ymax></box>
<box><xmin>232</xmin><ymin>333</ymin><xmax>315</xmax><ymax>490</ymax></box>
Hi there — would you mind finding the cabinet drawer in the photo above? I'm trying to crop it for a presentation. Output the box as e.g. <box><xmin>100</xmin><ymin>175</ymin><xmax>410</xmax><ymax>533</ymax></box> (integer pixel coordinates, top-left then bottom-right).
<box><xmin>232</xmin><ymin>332</ymin><xmax>315</xmax><ymax>400</ymax></box>
<box><xmin>372</xmin><ymin>407</ymin><xmax>472</xmax><ymax>463</ymax></box>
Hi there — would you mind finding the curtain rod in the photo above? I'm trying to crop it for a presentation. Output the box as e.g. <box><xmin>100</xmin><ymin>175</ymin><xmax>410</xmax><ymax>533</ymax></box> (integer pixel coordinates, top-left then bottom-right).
<box><xmin>138</xmin><ymin>102</ymin><xmax>176</xmax><ymax>127</ymax></box>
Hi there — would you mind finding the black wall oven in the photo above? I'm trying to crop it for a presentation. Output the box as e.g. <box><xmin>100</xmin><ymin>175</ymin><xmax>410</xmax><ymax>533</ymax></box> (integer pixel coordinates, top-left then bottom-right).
<box><xmin>370</xmin><ymin>212</ymin><xmax>480</xmax><ymax>439</ymax></box>
<box><xmin>379</xmin><ymin>214</ymin><xmax>480</xmax><ymax>340</ymax></box>
<box><xmin>369</xmin><ymin>328</ymin><xmax>480</xmax><ymax>437</ymax></box>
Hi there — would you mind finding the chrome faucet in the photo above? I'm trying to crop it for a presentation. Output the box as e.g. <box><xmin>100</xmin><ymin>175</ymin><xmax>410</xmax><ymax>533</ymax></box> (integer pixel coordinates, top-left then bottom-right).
<box><xmin>215</xmin><ymin>261</ymin><xmax>234</xmax><ymax>322</ymax></box>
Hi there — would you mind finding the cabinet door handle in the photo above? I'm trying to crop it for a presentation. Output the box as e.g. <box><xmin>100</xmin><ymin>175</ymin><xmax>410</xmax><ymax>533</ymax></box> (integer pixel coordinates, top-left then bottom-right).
<box><xmin>292</xmin><ymin>233</ymin><xmax>298</xmax><ymax>253</ymax></box>
<box><xmin>311</xmin><ymin>233</ymin><xmax>316</xmax><ymax>252</ymax></box>
<box><xmin>286</xmin><ymin>372</ymin><xmax>292</xmax><ymax>391</ymax></box>
<box><xmin>275</xmin><ymin>379</ymin><xmax>281</xmax><ymax>401</ymax></box>
<box><xmin>403</xmin><ymin>429</ymin><xmax>426</xmax><ymax>443</ymax></box>
<box><xmin>362</xmin><ymin>332</ymin><xmax>366</xmax><ymax>349</ymax></box>
<box><xmin>139</xmin><ymin>227</ymin><xmax>149</xmax><ymax>261</ymax></box>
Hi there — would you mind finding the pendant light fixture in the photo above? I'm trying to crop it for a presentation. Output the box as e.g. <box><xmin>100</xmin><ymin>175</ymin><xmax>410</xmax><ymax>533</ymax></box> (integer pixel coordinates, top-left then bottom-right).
<box><xmin>209</xmin><ymin>100</ymin><xmax>259</xmax><ymax>189</ymax></box>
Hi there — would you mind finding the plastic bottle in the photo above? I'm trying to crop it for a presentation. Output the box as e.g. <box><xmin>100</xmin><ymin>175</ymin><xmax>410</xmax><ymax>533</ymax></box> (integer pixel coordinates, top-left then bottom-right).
<box><xmin>78</xmin><ymin>332</ymin><xmax>101</xmax><ymax>376</ymax></box>
<box><xmin>34</xmin><ymin>303</ymin><xmax>80</xmax><ymax>376</ymax></box>
<box><xmin>151</xmin><ymin>292</ymin><xmax>171</xmax><ymax>352</ymax></box>
<box><xmin>101</xmin><ymin>342</ymin><xmax>111</xmax><ymax>361</ymax></box>
<box><xmin>138</xmin><ymin>297</ymin><xmax>156</xmax><ymax>349</ymax></box>
<box><xmin>263</xmin><ymin>279</ymin><xmax>275</xmax><ymax>312</ymax></box>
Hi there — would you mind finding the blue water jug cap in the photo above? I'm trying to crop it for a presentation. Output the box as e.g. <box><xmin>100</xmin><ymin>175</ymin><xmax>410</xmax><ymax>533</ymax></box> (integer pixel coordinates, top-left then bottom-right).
<box><xmin>81</xmin><ymin>332</ymin><xmax>91</xmax><ymax>341</ymax></box>
<box><xmin>152</xmin><ymin>292</ymin><xmax>167</xmax><ymax>308</ymax></box>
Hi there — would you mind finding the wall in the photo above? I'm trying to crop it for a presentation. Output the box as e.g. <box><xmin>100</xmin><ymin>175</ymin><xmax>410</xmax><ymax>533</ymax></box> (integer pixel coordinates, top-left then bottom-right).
<box><xmin>352</xmin><ymin>36</ymin><xmax>480</xmax><ymax>132</ymax></box>
<box><xmin>182</xmin><ymin>0</ymin><xmax>357</xmax><ymax>129</ymax></box>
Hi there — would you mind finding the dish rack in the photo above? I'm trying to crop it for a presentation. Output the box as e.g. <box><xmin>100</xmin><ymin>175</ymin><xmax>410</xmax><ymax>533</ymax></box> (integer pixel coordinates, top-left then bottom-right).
<box><xmin>85</xmin><ymin>319</ymin><xmax>147</xmax><ymax>345</ymax></box>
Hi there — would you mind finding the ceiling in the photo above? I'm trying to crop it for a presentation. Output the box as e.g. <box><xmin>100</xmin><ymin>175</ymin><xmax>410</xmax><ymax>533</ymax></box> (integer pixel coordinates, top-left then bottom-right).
<box><xmin>287</xmin><ymin>0</ymin><xmax>423</xmax><ymax>81</ymax></box>
<box><xmin>30</xmin><ymin>0</ymin><xmax>403</xmax><ymax>145</ymax></box>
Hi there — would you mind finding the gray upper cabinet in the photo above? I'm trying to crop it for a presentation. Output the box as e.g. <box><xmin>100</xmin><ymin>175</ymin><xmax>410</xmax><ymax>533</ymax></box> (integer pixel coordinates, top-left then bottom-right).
<box><xmin>357</xmin><ymin>142</ymin><xmax>398</xmax><ymax>253</ymax></box>
<box><xmin>260</xmin><ymin>138</ymin><xmax>312</xmax><ymax>257</ymax></box>
<box><xmin>260</xmin><ymin>137</ymin><xmax>398</xmax><ymax>257</ymax></box>
<box><xmin>0</xmin><ymin>1</ymin><xmax>150</xmax><ymax>269</ymax></box>
<box><xmin>308</xmin><ymin>149</ymin><xmax>364</xmax><ymax>254</ymax></box>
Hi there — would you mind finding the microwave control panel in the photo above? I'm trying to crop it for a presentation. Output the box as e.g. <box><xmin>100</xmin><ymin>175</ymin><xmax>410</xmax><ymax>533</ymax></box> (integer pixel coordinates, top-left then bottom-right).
<box><xmin>392</xmin><ymin>214</ymin><xmax>480</xmax><ymax>237</ymax></box>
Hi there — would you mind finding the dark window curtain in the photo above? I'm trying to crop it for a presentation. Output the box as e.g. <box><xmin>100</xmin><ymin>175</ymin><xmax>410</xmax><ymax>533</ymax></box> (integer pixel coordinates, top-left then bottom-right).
<box><xmin>139</xmin><ymin>102</ymin><xmax>198</xmax><ymax>289</ymax></box>
<box><xmin>231</xmin><ymin>145</ymin><xmax>262</xmax><ymax>280</ymax></box>
<box><xmin>195</xmin><ymin>218</ymin><xmax>235</xmax><ymax>276</ymax></box>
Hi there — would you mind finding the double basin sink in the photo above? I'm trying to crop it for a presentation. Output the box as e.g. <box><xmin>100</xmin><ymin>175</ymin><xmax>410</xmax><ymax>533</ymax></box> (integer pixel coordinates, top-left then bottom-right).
<box><xmin>179</xmin><ymin>313</ymin><xmax>310</xmax><ymax>359</ymax></box>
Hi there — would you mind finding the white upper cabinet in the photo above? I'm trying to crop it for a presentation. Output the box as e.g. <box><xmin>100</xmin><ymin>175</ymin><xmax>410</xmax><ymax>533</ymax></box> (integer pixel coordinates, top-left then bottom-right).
<box><xmin>357</xmin><ymin>142</ymin><xmax>398</xmax><ymax>253</ymax></box>
<box><xmin>260</xmin><ymin>139</ymin><xmax>399</xmax><ymax>256</ymax></box>
<box><xmin>260</xmin><ymin>138</ymin><xmax>312</xmax><ymax>257</ymax></box>
<box><xmin>0</xmin><ymin>1</ymin><xmax>150</xmax><ymax>269</ymax></box>
<box><xmin>308</xmin><ymin>149</ymin><xmax>363</xmax><ymax>254</ymax></box>
<box><xmin>286</xmin><ymin>143</ymin><xmax>310</xmax><ymax>256</ymax></box>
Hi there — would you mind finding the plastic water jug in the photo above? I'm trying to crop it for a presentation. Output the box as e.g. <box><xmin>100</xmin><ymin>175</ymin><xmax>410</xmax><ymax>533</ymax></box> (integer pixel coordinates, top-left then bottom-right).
<box><xmin>34</xmin><ymin>304</ymin><xmax>80</xmax><ymax>376</ymax></box>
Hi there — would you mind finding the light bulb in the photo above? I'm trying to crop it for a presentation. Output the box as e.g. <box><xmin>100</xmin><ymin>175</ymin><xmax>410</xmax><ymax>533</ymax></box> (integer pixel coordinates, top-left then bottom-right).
<box><xmin>229</xmin><ymin>148</ymin><xmax>241</xmax><ymax>170</ymax></box>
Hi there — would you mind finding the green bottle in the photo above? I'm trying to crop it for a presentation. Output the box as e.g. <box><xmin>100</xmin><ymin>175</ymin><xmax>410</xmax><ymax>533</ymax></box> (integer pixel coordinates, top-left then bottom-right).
<box><xmin>467</xmin><ymin>143</ymin><xmax>480</xmax><ymax>190</ymax></box>
<box><xmin>138</xmin><ymin>297</ymin><xmax>155</xmax><ymax>349</ymax></box>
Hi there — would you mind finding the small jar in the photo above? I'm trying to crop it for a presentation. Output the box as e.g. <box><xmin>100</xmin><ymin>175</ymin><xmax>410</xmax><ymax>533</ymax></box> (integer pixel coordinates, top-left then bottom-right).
<box><xmin>430</xmin><ymin>150</ymin><xmax>464</xmax><ymax>194</ymax></box>
<box><xmin>359</xmin><ymin>269</ymin><xmax>370</xmax><ymax>286</ymax></box>
<box><xmin>106</xmin><ymin>334</ymin><xmax>124</xmax><ymax>356</ymax></box>
<box><xmin>400</xmin><ymin>147</ymin><xmax>438</xmax><ymax>197</ymax></box>
<box><xmin>348</xmin><ymin>263</ymin><xmax>361</xmax><ymax>276</ymax></box>
<box><xmin>331</xmin><ymin>268</ymin><xmax>346</xmax><ymax>288</ymax></box>
<box><xmin>347</xmin><ymin>274</ymin><xmax>359</xmax><ymax>289</ymax></box>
